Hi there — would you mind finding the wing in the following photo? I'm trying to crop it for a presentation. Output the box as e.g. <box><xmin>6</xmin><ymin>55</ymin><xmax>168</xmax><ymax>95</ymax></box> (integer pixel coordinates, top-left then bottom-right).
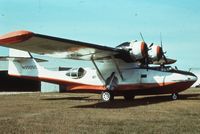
<box><xmin>152</xmin><ymin>58</ymin><xmax>176</xmax><ymax>65</ymax></box>
<box><xmin>0</xmin><ymin>30</ymin><xmax>124</xmax><ymax>60</ymax></box>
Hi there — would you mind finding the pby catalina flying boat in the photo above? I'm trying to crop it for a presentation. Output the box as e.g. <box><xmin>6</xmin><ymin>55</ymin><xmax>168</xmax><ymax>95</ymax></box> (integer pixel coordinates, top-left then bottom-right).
<box><xmin>0</xmin><ymin>30</ymin><xmax>197</xmax><ymax>102</ymax></box>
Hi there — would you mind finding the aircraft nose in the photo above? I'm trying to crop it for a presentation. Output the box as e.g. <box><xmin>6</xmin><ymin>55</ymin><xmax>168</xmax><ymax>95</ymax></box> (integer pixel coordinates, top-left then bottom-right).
<box><xmin>187</xmin><ymin>74</ymin><xmax>197</xmax><ymax>82</ymax></box>
<box><xmin>172</xmin><ymin>71</ymin><xmax>197</xmax><ymax>83</ymax></box>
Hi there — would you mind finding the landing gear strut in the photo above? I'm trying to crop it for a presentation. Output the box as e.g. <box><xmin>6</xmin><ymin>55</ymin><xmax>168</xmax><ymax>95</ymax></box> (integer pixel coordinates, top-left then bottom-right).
<box><xmin>171</xmin><ymin>93</ymin><xmax>178</xmax><ymax>100</ymax></box>
<box><xmin>101</xmin><ymin>91</ymin><xmax>114</xmax><ymax>102</ymax></box>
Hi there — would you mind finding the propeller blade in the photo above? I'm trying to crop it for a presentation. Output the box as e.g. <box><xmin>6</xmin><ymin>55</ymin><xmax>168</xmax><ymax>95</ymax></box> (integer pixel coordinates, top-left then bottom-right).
<box><xmin>140</xmin><ymin>32</ymin><xmax>145</xmax><ymax>42</ymax></box>
<box><xmin>159</xmin><ymin>33</ymin><xmax>168</xmax><ymax>65</ymax></box>
<box><xmin>149</xmin><ymin>43</ymin><xmax>153</xmax><ymax>48</ymax></box>
<box><xmin>160</xmin><ymin>32</ymin><xmax>163</xmax><ymax>48</ymax></box>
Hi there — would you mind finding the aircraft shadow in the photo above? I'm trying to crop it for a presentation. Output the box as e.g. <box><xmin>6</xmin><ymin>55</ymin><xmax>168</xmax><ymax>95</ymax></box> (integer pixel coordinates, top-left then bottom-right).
<box><xmin>72</xmin><ymin>93</ymin><xmax>200</xmax><ymax>109</ymax></box>
<box><xmin>179</xmin><ymin>94</ymin><xmax>200</xmax><ymax>100</ymax></box>
<box><xmin>41</xmin><ymin>96</ymin><xmax>99</xmax><ymax>101</ymax></box>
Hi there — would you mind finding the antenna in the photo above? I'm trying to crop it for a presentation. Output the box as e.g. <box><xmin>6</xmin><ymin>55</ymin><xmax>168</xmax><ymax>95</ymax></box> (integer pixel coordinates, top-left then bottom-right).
<box><xmin>159</xmin><ymin>32</ymin><xmax>167</xmax><ymax>64</ymax></box>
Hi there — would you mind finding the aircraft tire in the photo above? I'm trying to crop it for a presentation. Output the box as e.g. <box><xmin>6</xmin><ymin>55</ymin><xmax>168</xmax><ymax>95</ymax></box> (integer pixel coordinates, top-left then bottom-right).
<box><xmin>171</xmin><ymin>93</ymin><xmax>178</xmax><ymax>100</ymax></box>
<box><xmin>101</xmin><ymin>91</ymin><xmax>114</xmax><ymax>102</ymax></box>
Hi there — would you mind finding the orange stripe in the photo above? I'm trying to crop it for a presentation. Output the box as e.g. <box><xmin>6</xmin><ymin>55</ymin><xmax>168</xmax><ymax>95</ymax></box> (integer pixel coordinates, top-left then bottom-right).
<box><xmin>0</xmin><ymin>30</ymin><xmax>33</xmax><ymax>44</ymax></box>
<box><xmin>67</xmin><ymin>85</ymin><xmax>105</xmax><ymax>90</ymax></box>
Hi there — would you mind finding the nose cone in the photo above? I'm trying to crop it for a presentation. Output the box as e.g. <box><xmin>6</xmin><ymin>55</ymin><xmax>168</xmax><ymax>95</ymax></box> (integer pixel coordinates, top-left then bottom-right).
<box><xmin>170</xmin><ymin>71</ymin><xmax>197</xmax><ymax>83</ymax></box>
<box><xmin>182</xmin><ymin>72</ymin><xmax>197</xmax><ymax>88</ymax></box>
<box><xmin>187</xmin><ymin>74</ymin><xmax>197</xmax><ymax>83</ymax></box>
<box><xmin>163</xmin><ymin>71</ymin><xmax>198</xmax><ymax>93</ymax></box>
<box><xmin>185</xmin><ymin>73</ymin><xmax>198</xmax><ymax>89</ymax></box>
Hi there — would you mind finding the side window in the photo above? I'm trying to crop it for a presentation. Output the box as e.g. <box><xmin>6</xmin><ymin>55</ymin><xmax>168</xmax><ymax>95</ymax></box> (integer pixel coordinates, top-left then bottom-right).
<box><xmin>66</xmin><ymin>67</ymin><xmax>86</xmax><ymax>79</ymax></box>
<box><xmin>141</xmin><ymin>74</ymin><xmax>147</xmax><ymax>78</ymax></box>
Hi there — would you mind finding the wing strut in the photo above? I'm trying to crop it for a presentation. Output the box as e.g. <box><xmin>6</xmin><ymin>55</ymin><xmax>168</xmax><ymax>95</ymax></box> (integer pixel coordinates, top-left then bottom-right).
<box><xmin>111</xmin><ymin>55</ymin><xmax>124</xmax><ymax>81</ymax></box>
<box><xmin>91</xmin><ymin>55</ymin><xmax>105</xmax><ymax>82</ymax></box>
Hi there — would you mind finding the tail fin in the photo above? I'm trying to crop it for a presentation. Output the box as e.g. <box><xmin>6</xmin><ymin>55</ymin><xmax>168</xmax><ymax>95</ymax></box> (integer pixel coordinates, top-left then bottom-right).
<box><xmin>9</xmin><ymin>48</ymin><xmax>32</xmax><ymax>58</ymax></box>
<box><xmin>8</xmin><ymin>49</ymin><xmax>41</xmax><ymax>77</ymax></box>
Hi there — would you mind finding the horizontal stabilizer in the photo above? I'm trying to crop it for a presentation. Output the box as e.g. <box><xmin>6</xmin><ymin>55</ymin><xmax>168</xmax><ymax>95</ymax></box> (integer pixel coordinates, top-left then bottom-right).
<box><xmin>0</xmin><ymin>56</ymin><xmax>48</xmax><ymax>62</ymax></box>
<box><xmin>0</xmin><ymin>48</ymin><xmax>48</xmax><ymax>62</ymax></box>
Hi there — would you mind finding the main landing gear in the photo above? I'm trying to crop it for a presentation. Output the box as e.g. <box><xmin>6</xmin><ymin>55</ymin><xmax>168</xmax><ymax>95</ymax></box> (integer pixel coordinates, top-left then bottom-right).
<box><xmin>101</xmin><ymin>91</ymin><xmax>136</xmax><ymax>102</ymax></box>
<box><xmin>101</xmin><ymin>91</ymin><xmax>114</xmax><ymax>102</ymax></box>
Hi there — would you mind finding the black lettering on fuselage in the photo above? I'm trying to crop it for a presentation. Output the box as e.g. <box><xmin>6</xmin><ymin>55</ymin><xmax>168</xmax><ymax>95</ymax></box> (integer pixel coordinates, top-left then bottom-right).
<box><xmin>21</xmin><ymin>65</ymin><xmax>37</xmax><ymax>70</ymax></box>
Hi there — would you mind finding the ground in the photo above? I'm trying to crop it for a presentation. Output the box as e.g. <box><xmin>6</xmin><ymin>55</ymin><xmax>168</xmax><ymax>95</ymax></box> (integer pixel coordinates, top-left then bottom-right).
<box><xmin>0</xmin><ymin>88</ymin><xmax>200</xmax><ymax>134</ymax></box>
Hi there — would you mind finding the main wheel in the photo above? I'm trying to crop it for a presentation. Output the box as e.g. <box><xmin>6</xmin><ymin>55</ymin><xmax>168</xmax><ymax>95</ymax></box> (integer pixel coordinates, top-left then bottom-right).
<box><xmin>101</xmin><ymin>91</ymin><xmax>114</xmax><ymax>102</ymax></box>
<box><xmin>124</xmin><ymin>94</ymin><xmax>135</xmax><ymax>101</ymax></box>
<box><xmin>171</xmin><ymin>93</ymin><xmax>178</xmax><ymax>100</ymax></box>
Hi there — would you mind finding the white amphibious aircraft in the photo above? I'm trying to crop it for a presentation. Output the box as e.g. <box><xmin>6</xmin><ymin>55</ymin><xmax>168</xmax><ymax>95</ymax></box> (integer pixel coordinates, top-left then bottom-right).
<box><xmin>0</xmin><ymin>30</ymin><xmax>197</xmax><ymax>101</ymax></box>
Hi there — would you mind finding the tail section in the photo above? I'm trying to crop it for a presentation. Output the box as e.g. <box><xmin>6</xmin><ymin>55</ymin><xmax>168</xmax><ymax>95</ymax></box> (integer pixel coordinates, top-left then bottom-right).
<box><xmin>8</xmin><ymin>49</ymin><xmax>41</xmax><ymax>77</ymax></box>
<box><xmin>8</xmin><ymin>48</ymin><xmax>69</xmax><ymax>84</ymax></box>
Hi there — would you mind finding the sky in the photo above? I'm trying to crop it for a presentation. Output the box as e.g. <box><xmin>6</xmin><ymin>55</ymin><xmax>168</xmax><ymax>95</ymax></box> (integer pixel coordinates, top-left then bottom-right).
<box><xmin>0</xmin><ymin>0</ymin><xmax>200</xmax><ymax>70</ymax></box>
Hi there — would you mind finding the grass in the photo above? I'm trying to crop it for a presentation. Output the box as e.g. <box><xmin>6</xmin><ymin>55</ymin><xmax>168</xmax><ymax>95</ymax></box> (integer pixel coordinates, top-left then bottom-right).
<box><xmin>0</xmin><ymin>88</ymin><xmax>200</xmax><ymax>134</ymax></box>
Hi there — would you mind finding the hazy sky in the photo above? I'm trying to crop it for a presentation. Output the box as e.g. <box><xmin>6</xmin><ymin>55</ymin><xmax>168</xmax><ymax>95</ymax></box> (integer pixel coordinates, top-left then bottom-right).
<box><xmin>1</xmin><ymin>0</ymin><xmax>200</xmax><ymax>70</ymax></box>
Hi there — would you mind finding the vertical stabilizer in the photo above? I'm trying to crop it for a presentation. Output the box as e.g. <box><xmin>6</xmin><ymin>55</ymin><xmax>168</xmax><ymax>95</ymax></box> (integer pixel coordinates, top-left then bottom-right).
<box><xmin>8</xmin><ymin>48</ymin><xmax>40</xmax><ymax>77</ymax></box>
<box><xmin>9</xmin><ymin>48</ymin><xmax>31</xmax><ymax>58</ymax></box>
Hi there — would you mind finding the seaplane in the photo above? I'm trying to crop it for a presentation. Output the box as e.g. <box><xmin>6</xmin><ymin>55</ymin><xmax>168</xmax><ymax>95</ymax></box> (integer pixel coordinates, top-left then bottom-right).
<box><xmin>0</xmin><ymin>30</ymin><xmax>197</xmax><ymax>102</ymax></box>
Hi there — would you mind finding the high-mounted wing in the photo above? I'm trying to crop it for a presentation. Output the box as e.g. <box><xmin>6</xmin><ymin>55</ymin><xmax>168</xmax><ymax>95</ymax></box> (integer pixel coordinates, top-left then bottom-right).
<box><xmin>152</xmin><ymin>58</ymin><xmax>176</xmax><ymax>65</ymax></box>
<box><xmin>0</xmin><ymin>30</ymin><xmax>124</xmax><ymax>60</ymax></box>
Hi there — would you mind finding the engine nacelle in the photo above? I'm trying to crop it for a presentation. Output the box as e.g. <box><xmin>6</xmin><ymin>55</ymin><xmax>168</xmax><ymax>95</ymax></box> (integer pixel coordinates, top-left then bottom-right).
<box><xmin>148</xmin><ymin>45</ymin><xmax>162</xmax><ymax>61</ymax></box>
<box><xmin>129</xmin><ymin>41</ymin><xmax>148</xmax><ymax>60</ymax></box>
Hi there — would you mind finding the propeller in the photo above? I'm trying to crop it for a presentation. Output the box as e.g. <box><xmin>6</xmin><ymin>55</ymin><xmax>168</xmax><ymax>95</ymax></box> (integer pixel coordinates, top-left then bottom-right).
<box><xmin>159</xmin><ymin>33</ymin><xmax>168</xmax><ymax>65</ymax></box>
<box><xmin>149</xmin><ymin>43</ymin><xmax>154</xmax><ymax>48</ymax></box>
<box><xmin>140</xmin><ymin>32</ymin><xmax>145</xmax><ymax>42</ymax></box>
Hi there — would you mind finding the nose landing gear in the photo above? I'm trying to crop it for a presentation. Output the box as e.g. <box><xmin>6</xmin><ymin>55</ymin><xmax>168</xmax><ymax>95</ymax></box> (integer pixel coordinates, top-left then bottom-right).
<box><xmin>171</xmin><ymin>93</ymin><xmax>178</xmax><ymax>100</ymax></box>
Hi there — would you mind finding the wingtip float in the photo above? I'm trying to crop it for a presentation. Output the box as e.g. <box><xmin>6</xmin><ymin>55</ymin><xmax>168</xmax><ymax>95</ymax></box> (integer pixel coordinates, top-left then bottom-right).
<box><xmin>0</xmin><ymin>30</ymin><xmax>33</xmax><ymax>45</ymax></box>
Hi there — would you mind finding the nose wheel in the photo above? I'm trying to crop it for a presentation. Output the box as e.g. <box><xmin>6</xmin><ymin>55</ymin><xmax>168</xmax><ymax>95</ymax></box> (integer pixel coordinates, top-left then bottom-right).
<box><xmin>171</xmin><ymin>93</ymin><xmax>178</xmax><ymax>100</ymax></box>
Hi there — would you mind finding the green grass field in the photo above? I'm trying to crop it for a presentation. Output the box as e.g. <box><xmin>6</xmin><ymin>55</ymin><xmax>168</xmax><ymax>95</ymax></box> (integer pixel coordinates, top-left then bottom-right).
<box><xmin>0</xmin><ymin>88</ymin><xmax>200</xmax><ymax>134</ymax></box>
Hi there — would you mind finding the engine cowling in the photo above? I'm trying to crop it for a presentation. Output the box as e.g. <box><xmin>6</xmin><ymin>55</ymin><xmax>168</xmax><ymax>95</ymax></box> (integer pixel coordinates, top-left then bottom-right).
<box><xmin>117</xmin><ymin>41</ymin><xmax>148</xmax><ymax>61</ymax></box>
<box><xmin>148</xmin><ymin>45</ymin><xmax>162</xmax><ymax>61</ymax></box>
<box><xmin>129</xmin><ymin>41</ymin><xmax>148</xmax><ymax>60</ymax></box>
